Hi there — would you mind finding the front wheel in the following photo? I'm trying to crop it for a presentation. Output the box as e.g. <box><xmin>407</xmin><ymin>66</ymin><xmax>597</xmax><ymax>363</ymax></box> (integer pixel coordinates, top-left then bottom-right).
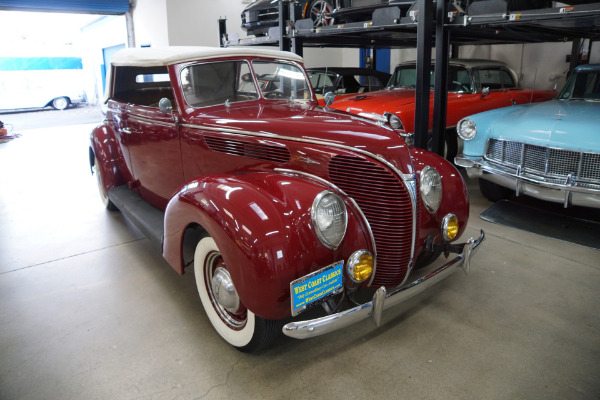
<box><xmin>478</xmin><ymin>178</ymin><xmax>512</xmax><ymax>202</ymax></box>
<box><xmin>93</xmin><ymin>156</ymin><xmax>117</xmax><ymax>211</ymax></box>
<box><xmin>194</xmin><ymin>237</ymin><xmax>280</xmax><ymax>352</ymax></box>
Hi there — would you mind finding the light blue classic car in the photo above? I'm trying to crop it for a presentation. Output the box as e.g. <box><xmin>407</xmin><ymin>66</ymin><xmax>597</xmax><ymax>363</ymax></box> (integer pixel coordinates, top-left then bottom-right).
<box><xmin>455</xmin><ymin>64</ymin><xmax>600</xmax><ymax>209</ymax></box>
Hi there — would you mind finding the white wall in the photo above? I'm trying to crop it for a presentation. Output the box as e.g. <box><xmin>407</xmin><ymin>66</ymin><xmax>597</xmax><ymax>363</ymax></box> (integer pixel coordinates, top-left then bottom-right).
<box><xmin>132</xmin><ymin>0</ymin><xmax>170</xmax><ymax>47</ymax></box>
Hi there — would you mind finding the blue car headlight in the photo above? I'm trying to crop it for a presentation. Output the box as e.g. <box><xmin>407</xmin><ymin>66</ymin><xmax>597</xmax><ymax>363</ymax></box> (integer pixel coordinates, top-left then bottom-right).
<box><xmin>457</xmin><ymin>118</ymin><xmax>477</xmax><ymax>140</ymax></box>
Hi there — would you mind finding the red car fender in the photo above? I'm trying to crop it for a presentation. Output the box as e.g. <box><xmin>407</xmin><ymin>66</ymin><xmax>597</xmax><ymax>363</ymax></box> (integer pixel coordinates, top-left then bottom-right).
<box><xmin>163</xmin><ymin>172</ymin><xmax>370</xmax><ymax>320</ymax></box>
<box><xmin>89</xmin><ymin>124</ymin><xmax>125</xmax><ymax>193</ymax></box>
<box><xmin>410</xmin><ymin>149</ymin><xmax>470</xmax><ymax>246</ymax></box>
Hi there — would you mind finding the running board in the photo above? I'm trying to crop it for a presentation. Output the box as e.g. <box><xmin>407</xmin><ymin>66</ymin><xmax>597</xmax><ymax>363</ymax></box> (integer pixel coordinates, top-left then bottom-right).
<box><xmin>107</xmin><ymin>185</ymin><xmax>165</xmax><ymax>249</ymax></box>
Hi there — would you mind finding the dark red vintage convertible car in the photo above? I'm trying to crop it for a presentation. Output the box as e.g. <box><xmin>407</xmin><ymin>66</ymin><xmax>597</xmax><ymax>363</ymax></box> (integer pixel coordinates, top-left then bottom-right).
<box><xmin>90</xmin><ymin>46</ymin><xmax>484</xmax><ymax>352</ymax></box>
<box><xmin>327</xmin><ymin>59</ymin><xmax>557</xmax><ymax>160</ymax></box>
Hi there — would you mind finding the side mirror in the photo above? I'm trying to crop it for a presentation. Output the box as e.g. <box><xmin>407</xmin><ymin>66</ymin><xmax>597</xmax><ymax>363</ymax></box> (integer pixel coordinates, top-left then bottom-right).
<box><xmin>481</xmin><ymin>87</ymin><xmax>490</xmax><ymax>98</ymax></box>
<box><xmin>158</xmin><ymin>97</ymin><xmax>173</xmax><ymax>114</ymax></box>
<box><xmin>324</xmin><ymin>91</ymin><xmax>335</xmax><ymax>107</ymax></box>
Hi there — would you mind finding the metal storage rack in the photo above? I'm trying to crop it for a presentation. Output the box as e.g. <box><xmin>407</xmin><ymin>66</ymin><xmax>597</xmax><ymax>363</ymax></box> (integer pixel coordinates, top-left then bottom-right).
<box><xmin>221</xmin><ymin>0</ymin><xmax>600</xmax><ymax>156</ymax></box>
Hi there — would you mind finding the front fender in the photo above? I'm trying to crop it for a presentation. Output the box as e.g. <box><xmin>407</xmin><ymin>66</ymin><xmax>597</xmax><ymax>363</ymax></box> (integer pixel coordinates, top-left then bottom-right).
<box><xmin>410</xmin><ymin>149</ymin><xmax>470</xmax><ymax>247</ymax></box>
<box><xmin>90</xmin><ymin>124</ymin><xmax>125</xmax><ymax>193</ymax></box>
<box><xmin>163</xmin><ymin>172</ymin><xmax>369</xmax><ymax>320</ymax></box>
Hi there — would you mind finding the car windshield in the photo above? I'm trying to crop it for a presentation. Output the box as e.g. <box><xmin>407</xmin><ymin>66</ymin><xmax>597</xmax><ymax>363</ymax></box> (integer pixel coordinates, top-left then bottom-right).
<box><xmin>252</xmin><ymin>61</ymin><xmax>311</xmax><ymax>100</ymax></box>
<box><xmin>388</xmin><ymin>65</ymin><xmax>473</xmax><ymax>93</ymax></box>
<box><xmin>307</xmin><ymin>71</ymin><xmax>337</xmax><ymax>95</ymax></box>
<box><xmin>558</xmin><ymin>69</ymin><xmax>600</xmax><ymax>101</ymax></box>
<box><xmin>180</xmin><ymin>60</ymin><xmax>259</xmax><ymax>108</ymax></box>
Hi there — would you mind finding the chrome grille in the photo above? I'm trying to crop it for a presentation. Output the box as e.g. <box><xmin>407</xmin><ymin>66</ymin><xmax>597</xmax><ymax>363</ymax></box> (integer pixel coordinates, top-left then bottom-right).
<box><xmin>485</xmin><ymin>138</ymin><xmax>600</xmax><ymax>187</ymax></box>
<box><xmin>328</xmin><ymin>155</ymin><xmax>414</xmax><ymax>287</ymax></box>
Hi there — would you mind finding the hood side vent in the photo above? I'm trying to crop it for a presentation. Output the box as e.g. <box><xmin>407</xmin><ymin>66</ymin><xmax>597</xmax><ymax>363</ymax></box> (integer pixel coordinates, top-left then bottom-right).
<box><xmin>204</xmin><ymin>135</ymin><xmax>290</xmax><ymax>164</ymax></box>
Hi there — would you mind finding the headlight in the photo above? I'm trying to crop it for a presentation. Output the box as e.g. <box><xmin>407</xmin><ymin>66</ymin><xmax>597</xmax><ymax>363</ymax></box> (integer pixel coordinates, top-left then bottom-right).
<box><xmin>457</xmin><ymin>118</ymin><xmax>477</xmax><ymax>140</ymax></box>
<box><xmin>442</xmin><ymin>213</ymin><xmax>459</xmax><ymax>241</ymax></box>
<box><xmin>347</xmin><ymin>250</ymin><xmax>374</xmax><ymax>283</ymax></box>
<box><xmin>420</xmin><ymin>166</ymin><xmax>442</xmax><ymax>214</ymax></box>
<box><xmin>311</xmin><ymin>191</ymin><xmax>347</xmax><ymax>250</ymax></box>
<box><xmin>385</xmin><ymin>112</ymin><xmax>403</xmax><ymax>129</ymax></box>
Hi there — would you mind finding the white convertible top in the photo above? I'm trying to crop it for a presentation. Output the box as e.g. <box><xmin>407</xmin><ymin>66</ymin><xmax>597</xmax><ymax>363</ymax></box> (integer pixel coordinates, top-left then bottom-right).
<box><xmin>111</xmin><ymin>46</ymin><xmax>304</xmax><ymax>67</ymax></box>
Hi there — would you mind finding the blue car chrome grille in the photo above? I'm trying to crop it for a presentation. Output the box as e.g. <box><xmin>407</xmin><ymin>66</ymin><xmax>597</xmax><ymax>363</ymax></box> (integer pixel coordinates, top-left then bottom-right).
<box><xmin>485</xmin><ymin>138</ymin><xmax>600</xmax><ymax>187</ymax></box>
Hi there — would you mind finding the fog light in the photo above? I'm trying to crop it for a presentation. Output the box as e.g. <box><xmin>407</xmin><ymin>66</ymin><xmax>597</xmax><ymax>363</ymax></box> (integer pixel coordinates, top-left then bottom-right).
<box><xmin>347</xmin><ymin>250</ymin><xmax>374</xmax><ymax>283</ymax></box>
<box><xmin>442</xmin><ymin>214</ymin><xmax>459</xmax><ymax>241</ymax></box>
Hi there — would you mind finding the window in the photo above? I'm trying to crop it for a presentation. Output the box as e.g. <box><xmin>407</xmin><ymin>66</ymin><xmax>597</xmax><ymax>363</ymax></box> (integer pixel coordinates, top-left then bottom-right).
<box><xmin>252</xmin><ymin>61</ymin><xmax>310</xmax><ymax>100</ymax></box>
<box><xmin>181</xmin><ymin>60</ymin><xmax>258</xmax><ymax>108</ymax></box>
<box><xmin>307</xmin><ymin>71</ymin><xmax>337</xmax><ymax>95</ymax></box>
<box><xmin>474</xmin><ymin>68</ymin><xmax>516</xmax><ymax>90</ymax></box>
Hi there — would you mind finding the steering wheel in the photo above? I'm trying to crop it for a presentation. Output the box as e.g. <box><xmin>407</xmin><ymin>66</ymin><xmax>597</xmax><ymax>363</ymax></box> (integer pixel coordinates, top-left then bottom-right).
<box><xmin>450</xmin><ymin>81</ymin><xmax>470</xmax><ymax>93</ymax></box>
<box><xmin>263</xmin><ymin>90</ymin><xmax>285</xmax><ymax>99</ymax></box>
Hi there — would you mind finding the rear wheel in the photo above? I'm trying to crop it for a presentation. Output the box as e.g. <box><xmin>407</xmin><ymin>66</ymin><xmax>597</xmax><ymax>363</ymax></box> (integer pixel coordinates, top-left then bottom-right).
<box><xmin>194</xmin><ymin>236</ymin><xmax>279</xmax><ymax>352</ymax></box>
<box><xmin>478</xmin><ymin>178</ymin><xmax>512</xmax><ymax>202</ymax></box>
<box><xmin>51</xmin><ymin>97</ymin><xmax>70</xmax><ymax>110</ymax></box>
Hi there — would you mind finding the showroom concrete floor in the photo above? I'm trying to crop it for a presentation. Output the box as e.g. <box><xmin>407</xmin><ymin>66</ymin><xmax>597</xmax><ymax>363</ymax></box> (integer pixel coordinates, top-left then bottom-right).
<box><xmin>1</xmin><ymin>121</ymin><xmax>599</xmax><ymax>400</ymax></box>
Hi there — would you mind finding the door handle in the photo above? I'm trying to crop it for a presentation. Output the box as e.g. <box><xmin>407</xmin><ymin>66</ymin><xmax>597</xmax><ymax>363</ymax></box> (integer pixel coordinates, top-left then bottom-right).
<box><xmin>122</xmin><ymin>128</ymin><xmax>132</xmax><ymax>135</ymax></box>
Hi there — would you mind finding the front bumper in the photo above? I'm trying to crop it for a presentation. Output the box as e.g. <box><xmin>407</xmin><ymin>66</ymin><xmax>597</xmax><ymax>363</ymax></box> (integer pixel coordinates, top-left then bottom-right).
<box><xmin>282</xmin><ymin>230</ymin><xmax>485</xmax><ymax>339</ymax></box>
<box><xmin>455</xmin><ymin>155</ymin><xmax>600</xmax><ymax>209</ymax></box>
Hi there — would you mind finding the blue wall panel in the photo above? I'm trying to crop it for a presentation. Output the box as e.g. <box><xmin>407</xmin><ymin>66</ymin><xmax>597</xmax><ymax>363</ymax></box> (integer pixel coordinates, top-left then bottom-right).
<box><xmin>0</xmin><ymin>0</ymin><xmax>129</xmax><ymax>14</ymax></box>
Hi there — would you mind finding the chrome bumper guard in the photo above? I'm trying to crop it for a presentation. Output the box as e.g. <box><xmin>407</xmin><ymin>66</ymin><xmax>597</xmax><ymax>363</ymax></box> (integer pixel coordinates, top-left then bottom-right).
<box><xmin>282</xmin><ymin>230</ymin><xmax>485</xmax><ymax>339</ymax></box>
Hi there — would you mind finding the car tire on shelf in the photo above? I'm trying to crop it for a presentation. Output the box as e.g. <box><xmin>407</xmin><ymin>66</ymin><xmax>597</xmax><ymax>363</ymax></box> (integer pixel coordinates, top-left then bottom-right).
<box><xmin>308</xmin><ymin>0</ymin><xmax>335</xmax><ymax>28</ymax></box>
<box><xmin>478</xmin><ymin>178</ymin><xmax>513</xmax><ymax>202</ymax></box>
<box><xmin>194</xmin><ymin>236</ymin><xmax>280</xmax><ymax>352</ymax></box>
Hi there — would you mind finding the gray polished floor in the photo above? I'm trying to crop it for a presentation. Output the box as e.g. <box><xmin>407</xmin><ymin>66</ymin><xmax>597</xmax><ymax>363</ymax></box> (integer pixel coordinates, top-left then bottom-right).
<box><xmin>1</xmin><ymin>120</ymin><xmax>599</xmax><ymax>400</ymax></box>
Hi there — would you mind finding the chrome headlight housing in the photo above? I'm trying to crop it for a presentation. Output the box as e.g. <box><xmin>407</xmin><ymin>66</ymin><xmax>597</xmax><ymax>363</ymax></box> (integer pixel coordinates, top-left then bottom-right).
<box><xmin>384</xmin><ymin>112</ymin><xmax>403</xmax><ymax>130</ymax></box>
<box><xmin>457</xmin><ymin>118</ymin><xmax>477</xmax><ymax>140</ymax></box>
<box><xmin>420</xmin><ymin>166</ymin><xmax>442</xmax><ymax>214</ymax></box>
<box><xmin>311</xmin><ymin>191</ymin><xmax>347</xmax><ymax>250</ymax></box>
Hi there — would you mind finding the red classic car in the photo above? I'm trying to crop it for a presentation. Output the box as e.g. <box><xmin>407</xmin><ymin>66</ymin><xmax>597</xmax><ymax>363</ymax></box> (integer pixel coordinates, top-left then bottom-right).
<box><xmin>327</xmin><ymin>59</ymin><xmax>557</xmax><ymax>160</ymax></box>
<box><xmin>90</xmin><ymin>46</ymin><xmax>484</xmax><ymax>352</ymax></box>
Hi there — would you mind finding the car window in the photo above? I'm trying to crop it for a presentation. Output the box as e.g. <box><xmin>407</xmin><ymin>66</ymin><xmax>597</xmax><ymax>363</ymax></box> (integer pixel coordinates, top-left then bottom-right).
<box><xmin>447</xmin><ymin>66</ymin><xmax>473</xmax><ymax>93</ymax></box>
<box><xmin>474</xmin><ymin>68</ymin><xmax>516</xmax><ymax>90</ymax></box>
<box><xmin>253</xmin><ymin>61</ymin><xmax>311</xmax><ymax>100</ymax></box>
<box><xmin>560</xmin><ymin>69</ymin><xmax>600</xmax><ymax>100</ymax></box>
<box><xmin>354</xmin><ymin>74</ymin><xmax>385</xmax><ymax>92</ymax></box>
<box><xmin>390</xmin><ymin>65</ymin><xmax>472</xmax><ymax>92</ymax></box>
<box><xmin>389</xmin><ymin>67</ymin><xmax>417</xmax><ymax>88</ymax></box>
<box><xmin>180</xmin><ymin>60</ymin><xmax>259</xmax><ymax>108</ymax></box>
<box><xmin>112</xmin><ymin>65</ymin><xmax>173</xmax><ymax>107</ymax></box>
<box><xmin>307</xmin><ymin>71</ymin><xmax>337</xmax><ymax>95</ymax></box>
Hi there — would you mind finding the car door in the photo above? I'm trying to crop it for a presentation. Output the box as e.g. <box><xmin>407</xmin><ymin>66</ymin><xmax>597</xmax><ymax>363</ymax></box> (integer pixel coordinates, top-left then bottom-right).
<box><xmin>126</xmin><ymin>100</ymin><xmax>184</xmax><ymax>210</ymax></box>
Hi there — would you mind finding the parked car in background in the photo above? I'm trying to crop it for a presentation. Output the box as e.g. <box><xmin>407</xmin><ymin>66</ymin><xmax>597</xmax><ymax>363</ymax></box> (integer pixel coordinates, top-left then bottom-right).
<box><xmin>241</xmin><ymin>0</ymin><xmax>335</xmax><ymax>36</ymax></box>
<box><xmin>455</xmin><ymin>64</ymin><xmax>600</xmax><ymax>209</ymax></box>
<box><xmin>307</xmin><ymin>67</ymin><xmax>391</xmax><ymax>100</ymax></box>
<box><xmin>0</xmin><ymin>56</ymin><xmax>87</xmax><ymax>111</ymax></box>
<box><xmin>326</xmin><ymin>59</ymin><xmax>557</xmax><ymax>160</ymax></box>
<box><xmin>90</xmin><ymin>46</ymin><xmax>483</xmax><ymax>352</ymax></box>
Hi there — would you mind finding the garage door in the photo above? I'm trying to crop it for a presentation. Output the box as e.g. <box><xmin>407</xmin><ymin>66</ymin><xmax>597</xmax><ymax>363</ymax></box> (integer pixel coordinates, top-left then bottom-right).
<box><xmin>0</xmin><ymin>0</ymin><xmax>129</xmax><ymax>14</ymax></box>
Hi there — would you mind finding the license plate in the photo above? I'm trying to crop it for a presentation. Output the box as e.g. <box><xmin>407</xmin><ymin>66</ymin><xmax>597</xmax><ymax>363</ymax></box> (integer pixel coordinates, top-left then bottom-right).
<box><xmin>290</xmin><ymin>261</ymin><xmax>343</xmax><ymax>316</ymax></box>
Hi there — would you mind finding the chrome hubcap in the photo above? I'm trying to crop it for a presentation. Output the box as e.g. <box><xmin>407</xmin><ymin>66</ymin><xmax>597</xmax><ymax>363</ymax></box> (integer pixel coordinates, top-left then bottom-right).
<box><xmin>211</xmin><ymin>266</ymin><xmax>240</xmax><ymax>313</ymax></box>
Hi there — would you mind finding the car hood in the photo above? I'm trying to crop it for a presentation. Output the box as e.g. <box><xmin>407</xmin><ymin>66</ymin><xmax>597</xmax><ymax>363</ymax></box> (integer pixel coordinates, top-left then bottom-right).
<box><xmin>331</xmin><ymin>89</ymin><xmax>418</xmax><ymax>113</ymax></box>
<box><xmin>482</xmin><ymin>99</ymin><xmax>600</xmax><ymax>152</ymax></box>
<box><xmin>187</xmin><ymin>101</ymin><xmax>415</xmax><ymax>173</ymax></box>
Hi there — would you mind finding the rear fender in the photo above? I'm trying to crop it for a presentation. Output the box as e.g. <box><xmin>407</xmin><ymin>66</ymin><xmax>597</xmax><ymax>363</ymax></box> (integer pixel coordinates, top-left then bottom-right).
<box><xmin>90</xmin><ymin>124</ymin><xmax>124</xmax><ymax>193</ymax></box>
<box><xmin>163</xmin><ymin>172</ymin><xmax>369</xmax><ymax>320</ymax></box>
